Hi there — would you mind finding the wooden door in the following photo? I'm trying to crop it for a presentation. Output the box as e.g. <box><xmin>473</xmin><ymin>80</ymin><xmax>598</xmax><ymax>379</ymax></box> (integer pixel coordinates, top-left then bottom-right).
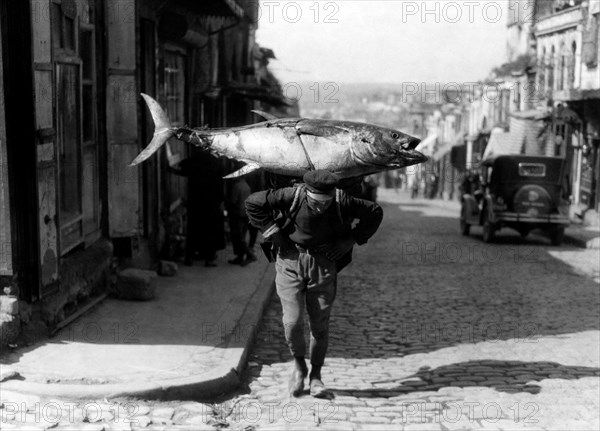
<box><xmin>140</xmin><ymin>18</ymin><xmax>161</xmax><ymax>252</ymax></box>
<box><xmin>106</xmin><ymin>0</ymin><xmax>139</xmax><ymax>237</ymax></box>
<box><xmin>33</xmin><ymin>0</ymin><xmax>60</xmax><ymax>298</ymax></box>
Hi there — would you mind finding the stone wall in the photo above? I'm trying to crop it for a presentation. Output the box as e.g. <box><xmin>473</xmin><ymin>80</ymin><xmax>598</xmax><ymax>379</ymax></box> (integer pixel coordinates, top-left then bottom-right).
<box><xmin>41</xmin><ymin>239</ymin><xmax>114</xmax><ymax>326</ymax></box>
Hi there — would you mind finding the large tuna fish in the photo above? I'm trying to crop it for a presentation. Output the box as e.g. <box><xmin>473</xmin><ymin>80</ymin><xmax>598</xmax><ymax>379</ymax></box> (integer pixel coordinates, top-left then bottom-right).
<box><xmin>130</xmin><ymin>93</ymin><xmax>427</xmax><ymax>178</ymax></box>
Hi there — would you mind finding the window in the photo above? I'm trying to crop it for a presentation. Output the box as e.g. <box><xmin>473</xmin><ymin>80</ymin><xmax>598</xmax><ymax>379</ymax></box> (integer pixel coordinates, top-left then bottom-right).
<box><xmin>558</xmin><ymin>43</ymin><xmax>566</xmax><ymax>91</ymax></box>
<box><xmin>500</xmin><ymin>89</ymin><xmax>510</xmax><ymax>124</ymax></box>
<box><xmin>582</xmin><ymin>14</ymin><xmax>598</xmax><ymax>67</ymax></box>
<box><xmin>538</xmin><ymin>48</ymin><xmax>546</xmax><ymax>93</ymax></box>
<box><xmin>548</xmin><ymin>46</ymin><xmax>555</xmax><ymax>91</ymax></box>
<box><xmin>53</xmin><ymin>0</ymin><xmax>100</xmax><ymax>255</ymax></box>
<box><xmin>56</xmin><ymin>64</ymin><xmax>81</xmax><ymax>230</ymax></box>
<box><xmin>80</xmin><ymin>24</ymin><xmax>100</xmax><ymax>241</ymax></box>
<box><xmin>553</xmin><ymin>0</ymin><xmax>584</xmax><ymax>13</ymax></box>
<box><xmin>164</xmin><ymin>51</ymin><xmax>186</xmax><ymax>127</ymax></box>
<box><xmin>559</xmin><ymin>54</ymin><xmax>566</xmax><ymax>90</ymax></box>
<box><xmin>164</xmin><ymin>48</ymin><xmax>188</xmax><ymax>208</ymax></box>
<box><xmin>569</xmin><ymin>42</ymin><xmax>577</xmax><ymax>88</ymax></box>
<box><xmin>51</xmin><ymin>1</ymin><xmax>76</xmax><ymax>54</ymax></box>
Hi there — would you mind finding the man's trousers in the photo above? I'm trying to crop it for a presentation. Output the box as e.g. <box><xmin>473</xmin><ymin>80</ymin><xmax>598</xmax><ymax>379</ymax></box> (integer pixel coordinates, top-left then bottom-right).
<box><xmin>275</xmin><ymin>249</ymin><xmax>337</xmax><ymax>367</ymax></box>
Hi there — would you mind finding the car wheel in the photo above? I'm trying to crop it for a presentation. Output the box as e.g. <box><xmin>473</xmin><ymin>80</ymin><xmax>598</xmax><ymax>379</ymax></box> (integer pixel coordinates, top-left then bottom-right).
<box><xmin>482</xmin><ymin>208</ymin><xmax>496</xmax><ymax>243</ymax></box>
<box><xmin>460</xmin><ymin>206</ymin><xmax>470</xmax><ymax>236</ymax></box>
<box><xmin>550</xmin><ymin>226</ymin><xmax>565</xmax><ymax>246</ymax></box>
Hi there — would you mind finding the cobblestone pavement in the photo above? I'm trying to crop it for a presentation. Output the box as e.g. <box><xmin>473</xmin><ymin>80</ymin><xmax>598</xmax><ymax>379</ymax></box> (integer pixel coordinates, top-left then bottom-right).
<box><xmin>1</xmin><ymin>189</ymin><xmax>599</xmax><ymax>430</ymax></box>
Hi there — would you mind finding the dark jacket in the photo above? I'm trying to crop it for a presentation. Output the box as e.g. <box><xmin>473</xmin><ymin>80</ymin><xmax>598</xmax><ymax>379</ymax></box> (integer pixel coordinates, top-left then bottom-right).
<box><xmin>245</xmin><ymin>186</ymin><xmax>383</xmax><ymax>247</ymax></box>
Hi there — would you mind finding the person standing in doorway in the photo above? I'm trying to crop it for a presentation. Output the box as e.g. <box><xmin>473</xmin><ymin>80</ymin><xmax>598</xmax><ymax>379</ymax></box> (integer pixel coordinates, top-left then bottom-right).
<box><xmin>225</xmin><ymin>175</ymin><xmax>256</xmax><ymax>266</ymax></box>
<box><xmin>174</xmin><ymin>151</ymin><xmax>226</xmax><ymax>267</ymax></box>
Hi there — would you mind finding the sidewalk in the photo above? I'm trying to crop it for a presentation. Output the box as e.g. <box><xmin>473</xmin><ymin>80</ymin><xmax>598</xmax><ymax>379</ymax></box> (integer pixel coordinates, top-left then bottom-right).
<box><xmin>0</xmin><ymin>250</ymin><xmax>275</xmax><ymax>401</ymax></box>
<box><xmin>562</xmin><ymin>222</ymin><xmax>600</xmax><ymax>249</ymax></box>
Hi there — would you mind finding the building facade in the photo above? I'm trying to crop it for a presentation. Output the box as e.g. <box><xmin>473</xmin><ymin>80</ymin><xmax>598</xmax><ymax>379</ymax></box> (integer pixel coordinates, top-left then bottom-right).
<box><xmin>534</xmin><ymin>0</ymin><xmax>600</xmax><ymax>215</ymax></box>
<box><xmin>0</xmin><ymin>0</ymin><xmax>286</xmax><ymax>340</ymax></box>
<box><xmin>458</xmin><ymin>0</ymin><xmax>599</xmax><ymax>222</ymax></box>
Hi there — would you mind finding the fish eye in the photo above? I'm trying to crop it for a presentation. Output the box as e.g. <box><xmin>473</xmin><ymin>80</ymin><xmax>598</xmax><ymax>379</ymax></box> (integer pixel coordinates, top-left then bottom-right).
<box><xmin>391</xmin><ymin>132</ymin><xmax>400</xmax><ymax>139</ymax></box>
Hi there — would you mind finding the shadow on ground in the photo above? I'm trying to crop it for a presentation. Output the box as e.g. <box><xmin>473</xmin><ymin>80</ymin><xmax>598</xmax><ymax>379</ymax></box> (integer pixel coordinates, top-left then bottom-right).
<box><xmin>330</xmin><ymin>360</ymin><xmax>600</xmax><ymax>397</ymax></box>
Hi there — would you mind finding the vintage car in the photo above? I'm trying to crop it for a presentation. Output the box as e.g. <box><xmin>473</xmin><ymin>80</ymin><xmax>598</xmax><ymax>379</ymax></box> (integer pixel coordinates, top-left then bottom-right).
<box><xmin>460</xmin><ymin>155</ymin><xmax>570</xmax><ymax>245</ymax></box>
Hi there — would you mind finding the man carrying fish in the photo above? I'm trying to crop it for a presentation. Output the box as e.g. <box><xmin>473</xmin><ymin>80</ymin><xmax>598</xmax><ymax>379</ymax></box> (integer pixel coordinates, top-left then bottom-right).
<box><xmin>131</xmin><ymin>93</ymin><xmax>427</xmax><ymax>396</ymax></box>
<box><xmin>245</xmin><ymin>170</ymin><xmax>383</xmax><ymax>398</ymax></box>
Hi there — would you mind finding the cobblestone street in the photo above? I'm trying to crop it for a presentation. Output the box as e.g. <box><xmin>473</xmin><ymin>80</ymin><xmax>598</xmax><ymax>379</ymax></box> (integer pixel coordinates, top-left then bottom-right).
<box><xmin>1</xmin><ymin>189</ymin><xmax>599</xmax><ymax>430</ymax></box>
<box><xmin>228</xmin><ymin>189</ymin><xmax>600</xmax><ymax>430</ymax></box>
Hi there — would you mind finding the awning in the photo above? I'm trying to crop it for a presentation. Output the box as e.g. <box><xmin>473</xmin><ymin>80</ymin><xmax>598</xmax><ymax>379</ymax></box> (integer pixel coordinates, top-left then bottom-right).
<box><xmin>482</xmin><ymin>127</ymin><xmax>517</xmax><ymax>160</ymax></box>
<box><xmin>511</xmin><ymin>109</ymin><xmax>550</xmax><ymax>121</ymax></box>
<box><xmin>225</xmin><ymin>82</ymin><xmax>292</xmax><ymax>107</ymax></box>
<box><xmin>169</xmin><ymin>0</ymin><xmax>245</xmax><ymax>19</ymax></box>
<box><xmin>482</xmin><ymin>113</ymin><xmax>548</xmax><ymax>161</ymax></box>
<box><xmin>415</xmin><ymin>134</ymin><xmax>437</xmax><ymax>156</ymax></box>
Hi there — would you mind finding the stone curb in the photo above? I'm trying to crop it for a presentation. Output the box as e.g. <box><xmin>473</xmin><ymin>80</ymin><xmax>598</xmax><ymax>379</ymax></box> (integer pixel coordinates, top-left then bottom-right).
<box><xmin>1</xmin><ymin>263</ymin><xmax>276</xmax><ymax>401</ymax></box>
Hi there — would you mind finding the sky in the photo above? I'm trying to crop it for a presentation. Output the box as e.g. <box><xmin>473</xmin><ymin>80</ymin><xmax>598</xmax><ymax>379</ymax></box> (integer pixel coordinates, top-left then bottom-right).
<box><xmin>256</xmin><ymin>0</ymin><xmax>509</xmax><ymax>85</ymax></box>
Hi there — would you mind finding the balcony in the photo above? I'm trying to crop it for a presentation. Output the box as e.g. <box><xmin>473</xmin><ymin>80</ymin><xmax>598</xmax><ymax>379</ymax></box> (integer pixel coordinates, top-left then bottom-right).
<box><xmin>535</xmin><ymin>5</ymin><xmax>583</xmax><ymax>36</ymax></box>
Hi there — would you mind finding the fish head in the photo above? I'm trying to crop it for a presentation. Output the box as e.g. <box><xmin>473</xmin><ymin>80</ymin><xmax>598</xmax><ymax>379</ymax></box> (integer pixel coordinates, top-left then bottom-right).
<box><xmin>353</xmin><ymin>125</ymin><xmax>427</xmax><ymax>170</ymax></box>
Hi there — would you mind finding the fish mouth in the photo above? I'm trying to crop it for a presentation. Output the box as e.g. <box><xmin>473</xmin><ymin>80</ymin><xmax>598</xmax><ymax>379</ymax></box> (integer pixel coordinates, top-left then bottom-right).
<box><xmin>390</xmin><ymin>148</ymin><xmax>428</xmax><ymax>167</ymax></box>
<box><xmin>405</xmin><ymin>137</ymin><xmax>421</xmax><ymax>150</ymax></box>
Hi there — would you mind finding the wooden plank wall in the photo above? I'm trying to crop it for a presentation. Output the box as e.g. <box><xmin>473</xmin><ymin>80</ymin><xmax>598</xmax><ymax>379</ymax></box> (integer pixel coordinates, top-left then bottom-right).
<box><xmin>31</xmin><ymin>0</ymin><xmax>59</xmax><ymax>290</ymax></box>
<box><xmin>106</xmin><ymin>0</ymin><xmax>140</xmax><ymax>237</ymax></box>
<box><xmin>0</xmin><ymin>13</ymin><xmax>12</xmax><ymax>276</ymax></box>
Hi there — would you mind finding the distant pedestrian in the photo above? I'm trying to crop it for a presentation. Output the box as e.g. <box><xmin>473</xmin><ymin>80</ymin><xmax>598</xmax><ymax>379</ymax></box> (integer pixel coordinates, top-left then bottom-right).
<box><xmin>173</xmin><ymin>151</ymin><xmax>226</xmax><ymax>267</ymax></box>
<box><xmin>428</xmin><ymin>173</ymin><xmax>439</xmax><ymax>199</ymax></box>
<box><xmin>392</xmin><ymin>170</ymin><xmax>402</xmax><ymax>193</ymax></box>
<box><xmin>410</xmin><ymin>175</ymin><xmax>419</xmax><ymax>199</ymax></box>
<box><xmin>225</xmin><ymin>176</ymin><xmax>256</xmax><ymax>266</ymax></box>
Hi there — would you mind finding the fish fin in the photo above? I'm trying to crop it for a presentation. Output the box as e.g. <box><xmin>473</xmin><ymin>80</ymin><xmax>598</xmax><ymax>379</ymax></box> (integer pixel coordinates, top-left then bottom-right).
<box><xmin>223</xmin><ymin>162</ymin><xmax>261</xmax><ymax>179</ymax></box>
<box><xmin>251</xmin><ymin>110</ymin><xmax>278</xmax><ymax>121</ymax></box>
<box><xmin>296</xmin><ymin>121</ymin><xmax>350</xmax><ymax>138</ymax></box>
<box><xmin>129</xmin><ymin>93</ymin><xmax>174</xmax><ymax>166</ymax></box>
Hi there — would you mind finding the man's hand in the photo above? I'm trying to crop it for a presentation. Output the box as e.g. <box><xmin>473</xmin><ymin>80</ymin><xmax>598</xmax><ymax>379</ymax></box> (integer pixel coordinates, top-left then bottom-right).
<box><xmin>270</xmin><ymin>231</ymin><xmax>295</xmax><ymax>255</ymax></box>
<box><xmin>324</xmin><ymin>236</ymin><xmax>355</xmax><ymax>261</ymax></box>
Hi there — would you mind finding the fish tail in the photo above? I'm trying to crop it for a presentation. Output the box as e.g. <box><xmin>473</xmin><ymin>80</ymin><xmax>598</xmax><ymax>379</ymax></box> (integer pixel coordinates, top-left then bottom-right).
<box><xmin>129</xmin><ymin>93</ymin><xmax>175</xmax><ymax>166</ymax></box>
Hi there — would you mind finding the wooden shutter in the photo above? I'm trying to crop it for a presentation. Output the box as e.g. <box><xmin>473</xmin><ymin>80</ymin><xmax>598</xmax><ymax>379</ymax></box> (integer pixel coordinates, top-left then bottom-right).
<box><xmin>106</xmin><ymin>0</ymin><xmax>139</xmax><ymax>237</ymax></box>
<box><xmin>34</xmin><ymin>0</ymin><xmax>59</xmax><ymax>296</ymax></box>
<box><xmin>0</xmin><ymin>14</ymin><xmax>12</xmax><ymax>278</ymax></box>
<box><xmin>582</xmin><ymin>14</ymin><xmax>598</xmax><ymax>68</ymax></box>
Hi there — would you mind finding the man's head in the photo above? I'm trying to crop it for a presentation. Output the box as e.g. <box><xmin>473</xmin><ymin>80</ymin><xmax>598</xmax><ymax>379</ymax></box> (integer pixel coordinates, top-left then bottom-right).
<box><xmin>303</xmin><ymin>170</ymin><xmax>339</xmax><ymax>213</ymax></box>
